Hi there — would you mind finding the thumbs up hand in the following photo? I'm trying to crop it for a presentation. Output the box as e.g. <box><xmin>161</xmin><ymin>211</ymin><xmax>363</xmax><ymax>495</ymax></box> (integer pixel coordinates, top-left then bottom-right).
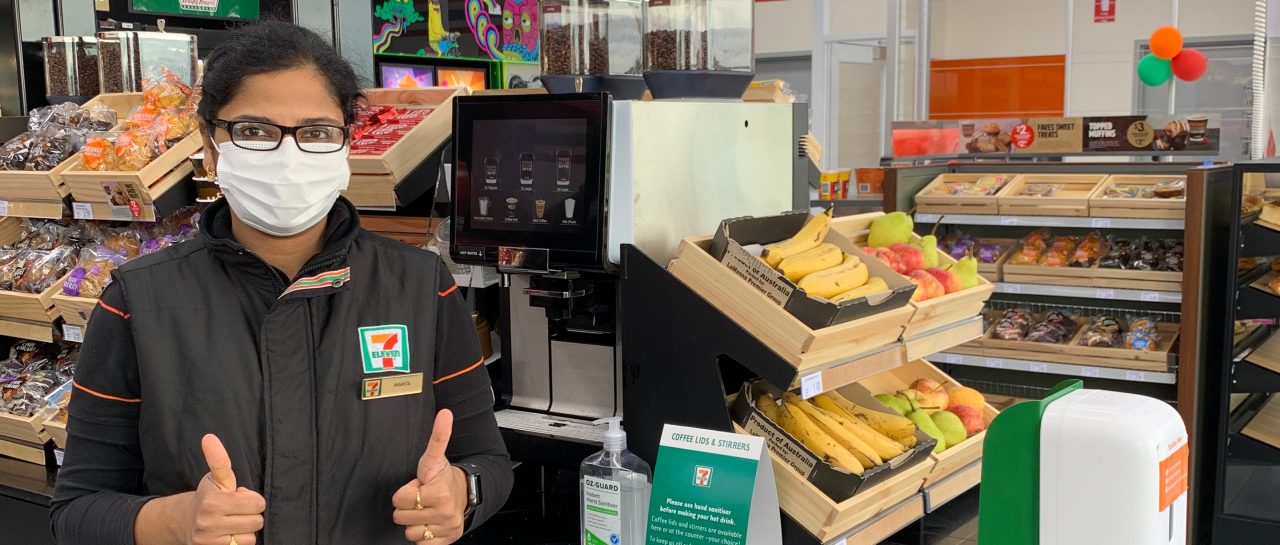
<box><xmin>187</xmin><ymin>434</ymin><xmax>267</xmax><ymax>545</ymax></box>
<box><xmin>392</xmin><ymin>410</ymin><xmax>469</xmax><ymax>544</ymax></box>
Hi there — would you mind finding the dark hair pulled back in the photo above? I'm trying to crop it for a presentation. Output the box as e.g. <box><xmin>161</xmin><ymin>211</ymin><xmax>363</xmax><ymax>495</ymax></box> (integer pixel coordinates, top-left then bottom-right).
<box><xmin>197</xmin><ymin>21</ymin><xmax>362</xmax><ymax>128</ymax></box>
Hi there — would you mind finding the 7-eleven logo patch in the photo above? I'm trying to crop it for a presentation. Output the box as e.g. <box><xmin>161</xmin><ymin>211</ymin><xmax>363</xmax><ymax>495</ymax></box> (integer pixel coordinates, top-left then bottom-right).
<box><xmin>359</xmin><ymin>325</ymin><xmax>411</xmax><ymax>374</ymax></box>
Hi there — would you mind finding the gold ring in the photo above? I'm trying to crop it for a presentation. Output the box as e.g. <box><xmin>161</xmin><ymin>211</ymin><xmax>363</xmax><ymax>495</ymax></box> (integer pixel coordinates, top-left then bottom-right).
<box><xmin>423</xmin><ymin>527</ymin><xmax>435</xmax><ymax>541</ymax></box>
<box><xmin>415</xmin><ymin>488</ymin><xmax>423</xmax><ymax>510</ymax></box>
<box><xmin>229</xmin><ymin>536</ymin><xmax>239</xmax><ymax>545</ymax></box>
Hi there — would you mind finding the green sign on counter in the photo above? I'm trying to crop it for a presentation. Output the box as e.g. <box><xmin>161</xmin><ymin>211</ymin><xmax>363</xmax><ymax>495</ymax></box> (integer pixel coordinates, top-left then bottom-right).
<box><xmin>646</xmin><ymin>425</ymin><xmax>780</xmax><ymax>545</ymax></box>
<box><xmin>129</xmin><ymin>0</ymin><xmax>260</xmax><ymax>19</ymax></box>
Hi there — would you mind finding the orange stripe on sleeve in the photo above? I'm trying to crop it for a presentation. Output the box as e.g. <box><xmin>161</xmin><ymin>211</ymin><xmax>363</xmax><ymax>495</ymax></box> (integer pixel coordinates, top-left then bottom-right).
<box><xmin>97</xmin><ymin>300</ymin><xmax>130</xmax><ymax>320</ymax></box>
<box><xmin>433</xmin><ymin>357</ymin><xmax>484</xmax><ymax>385</ymax></box>
<box><xmin>73</xmin><ymin>381</ymin><xmax>142</xmax><ymax>403</ymax></box>
<box><xmin>438</xmin><ymin>284</ymin><xmax>459</xmax><ymax>297</ymax></box>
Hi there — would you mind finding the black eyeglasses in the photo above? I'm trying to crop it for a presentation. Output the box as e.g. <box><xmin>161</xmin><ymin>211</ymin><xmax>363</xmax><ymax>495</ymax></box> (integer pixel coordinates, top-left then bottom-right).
<box><xmin>213</xmin><ymin>119</ymin><xmax>349</xmax><ymax>154</ymax></box>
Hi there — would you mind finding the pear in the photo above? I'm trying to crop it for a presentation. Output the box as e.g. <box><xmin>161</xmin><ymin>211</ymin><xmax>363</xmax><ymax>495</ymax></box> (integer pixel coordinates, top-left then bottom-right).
<box><xmin>868</xmin><ymin>212</ymin><xmax>914</xmax><ymax>248</ymax></box>
<box><xmin>912</xmin><ymin>235</ymin><xmax>940</xmax><ymax>268</ymax></box>
<box><xmin>951</xmin><ymin>255</ymin><xmax>979</xmax><ymax>289</ymax></box>
<box><xmin>931</xmin><ymin>410</ymin><xmax>968</xmax><ymax>448</ymax></box>
<box><xmin>896</xmin><ymin>389</ymin><xmax>926</xmax><ymax>413</ymax></box>
<box><xmin>875</xmin><ymin>393</ymin><xmax>912</xmax><ymax>416</ymax></box>
<box><xmin>909</xmin><ymin>410</ymin><xmax>947</xmax><ymax>453</ymax></box>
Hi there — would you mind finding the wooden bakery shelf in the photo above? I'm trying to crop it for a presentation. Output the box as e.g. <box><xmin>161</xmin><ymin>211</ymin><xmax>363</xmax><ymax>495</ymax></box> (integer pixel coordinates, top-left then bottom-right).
<box><xmin>1088</xmin><ymin>174</ymin><xmax>1187</xmax><ymax>219</ymax></box>
<box><xmin>0</xmin><ymin>316</ymin><xmax>53</xmax><ymax>343</ymax></box>
<box><xmin>0</xmin><ymin>410</ymin><xmax>51</xmax><ymax>460</ymax></box>
<box><xmin>996</xmin><ymin>174</ymin><xmax>1108</xmax><ymax>217</ymax></box>
<box><xmin>0</xmin><ymin>283</ymin><xmax>60</xmax><ymax>325</ymax></box>
<box><xmin>812</xmin><ymin>495</ymin><xmax>925</xmax><ymax>545</ymax></box>
<box><xmin>1239</xmin><ymin>329</ymin><xmax>1280</xmax><ymax>394</ymax></box>
<box><xmin>51</xmin><ymin>272</ymin><xmax>99</xmax><ymax>326</ymax></box>
<box><xmin>1242</xmin><ymin>395</ymin><xmax>1280</xmax><ymax>453</ymax></box>
<box><xmin>954</xmin><ymin>320</ymin><xmax>1179</xmax><ymax>373</ymax></box>
<box><xmin>1239</xmin><ymin>272</ymin><xmax>1280</xmax><ymax>320</ymax></box>
<box><xmin>44</xmin><ymin>418</ymin><xmax>67</xmax><ymax>449</ymax></box>
<box><xmin>976</xmin><ymin>239</ymin><xmax>1017</xmax><ymax>282</ymax></box>
<box><xmin>347</xmin><ymin>86</ymin><xmax>467</xmax><ymax>196</ymax></box>
<box><xmin>61</xmin><ymin>134</ymin><xmax>198</xmax><ymax>205</ymax></box>
<box><xmin>914</xmin><ymin>173</ymin><xmax>1012</xmax><ymax>215</ymax></box>
<box><xmin>922</xmin><ymin>460</ymin><xmax>982</xmax><ymax>512</ymax></box>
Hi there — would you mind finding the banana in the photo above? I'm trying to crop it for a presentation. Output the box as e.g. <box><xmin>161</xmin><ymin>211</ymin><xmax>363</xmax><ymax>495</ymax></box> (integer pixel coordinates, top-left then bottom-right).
<box><xmin>829</xmin><ymin>277</ymin><xmax>891</xmax><ymax>304</ymax></box>
<box><xmin>762</xmin><ymin>208</ymin><xmax>833</xmax><ymax>268</ymax></box>
<box><xmin>798</xmin><ymin>255</ymin><xmax>870</xmax><ymax>299</ymax></box>
<box><xmin>776</xmin><ymin>403</ymin><xmax>864</xmax><ymax>474</ymax></box>
<box><xmin>787</xmin><ymin>399</ymin><xmax>883</xmax><ymax>467</ymax></box>
<box><xmin>777</xmin><ymin>243</ymin><xmax>843</xmax><ymax>282</ymax></box>
<box><xmin>756</xmin><ymin>392</ymin><xmax>781</xmax><ymax>422</ymax></box>
<box><xmin>815</xmin><ymin>392</ymin><xmax>918</xmax><ymax>448</ymax></box>
<box><xmin>823</xmin><ymin>406</ymin><xmax>907</xmax><ymax>459</ymax></box>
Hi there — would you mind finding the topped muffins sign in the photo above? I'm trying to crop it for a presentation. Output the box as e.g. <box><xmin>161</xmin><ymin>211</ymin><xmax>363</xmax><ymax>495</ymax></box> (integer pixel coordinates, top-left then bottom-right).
<box><xmin>892</xmin><ymin>114</ymin><xmax>1219</xmax><ymax>157</ymax></box>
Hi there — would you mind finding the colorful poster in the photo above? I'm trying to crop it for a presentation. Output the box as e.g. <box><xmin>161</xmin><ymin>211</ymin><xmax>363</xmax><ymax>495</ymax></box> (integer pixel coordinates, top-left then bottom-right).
<box><xmin>373</xmin><ymin>0</ymin><xmax>539</xmax><ymax>64</ymax></box>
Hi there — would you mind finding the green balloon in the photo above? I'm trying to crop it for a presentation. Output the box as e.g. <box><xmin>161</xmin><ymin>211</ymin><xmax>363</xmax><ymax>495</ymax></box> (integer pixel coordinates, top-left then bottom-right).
<box><xmin>1137</xmin><ymin>54</ymin><xmax>1172</xmax><ymax>86</ymax></box>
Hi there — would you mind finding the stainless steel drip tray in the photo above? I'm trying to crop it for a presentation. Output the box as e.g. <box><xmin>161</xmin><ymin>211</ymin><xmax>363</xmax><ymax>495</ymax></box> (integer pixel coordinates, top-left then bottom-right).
<box><xmin>494</xmin><ymin>409</ymin><xmax>605</xmax><ymax>445</ymax></box>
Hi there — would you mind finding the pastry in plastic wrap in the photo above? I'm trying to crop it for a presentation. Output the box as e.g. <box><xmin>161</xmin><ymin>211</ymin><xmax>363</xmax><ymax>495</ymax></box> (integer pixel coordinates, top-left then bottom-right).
<box><xmin>1068</xmin><ymin>231</ymin><xmax>1106</xmax><ymax>268</ymax></box>
<box><xmin>71</xmin><ymin>101</ymin><xmax>118</xmax><ymax>131</ymax></box>
<box><xmin>0</xmin><ymin>249</ymin><xmax>38</xmax><ymax>291</ymax></box>
<box><xmin>25</xmin><ymin>124</ymin><xmax>87</xmax><ymax>171</ymax></box>
<box><xmin>143</xmin><ymin>67</ymin><xmax>193</xmax><ymax>109</ymax></box>
<box><xmin>1010</xmin><ymin>229</ymin><xmax>1051</xmax><ymax>265</ymax></box>
<box><xmin>80</xmin><ymin>131</ymin><xmax>121</xmax><ymax>171</ymax></box>
<box><xmin>992</xmin><ymin>308</ymin><xmax>1034</xmax><ymax>340</ymax></box>
<box><xmin>1040</xmin><ymin>236</ymin><xmax>1078</xmax><ymax>267</ymax></box>
<box><xmin>126</xmin><ymin>104</ymin><xmax>161</xmax><ymax>132</ymax></box>
<box><xmin>62</xmin><ymin>245</ymin><xmax>127</xmax><ymax>298</ymax></box>
<box><xmin>1026</xmin><ymin>310</ymin><xmax>1077</xmax><ymax>344</ymax></box>
<box><xmin>0</xmin><ymin>132</ymin><xmax>37</xmax><ymax>170</ymax></box>
<box><xmin>1079</xmin><ymin>315</ymin><xmax>1123</xmax><ymax>348</ymax></box>
<box><xmin>1018</xmin><ymin>183</ymin><xmax>1062</xmax><ymax>197</ymax></box>
<box><xmin>14</xmin><ymin>245</ymin><xmax>78</xmax><ymax>293</ymax></box>
<box><xmin>112</xmin><ymin>128</ymin><xmax>155</xmax><ymax>170</ymax></box>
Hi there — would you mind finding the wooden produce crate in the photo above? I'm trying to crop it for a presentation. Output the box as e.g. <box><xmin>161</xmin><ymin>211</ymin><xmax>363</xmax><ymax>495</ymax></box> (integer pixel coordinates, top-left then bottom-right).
<box><xmin>914</xmin><ymin>173</ymin><xmax>1013</xmax><ymax>215</ymax></box>
<box><xmin>0</xmin><ymin>411</ymin><xmax>51</xmax><ymax>461</ymax></box>
<box><xmin>973</xmin><ymin>239</ymin><xmax>1016</xmax><ymax>282</ymax></box>
<box><xmin>1089</xmin><ymin>175</ymin><xmax>1187</xmax><ymax>219</ymax></box>
<box><xmin>0</xmin><ymin>217</ymin><xmax>22</xmax><ymax>244</ymax></box>
<box><xmin>44</xmin><ymin>418</ymin><xmax>67</xmax><ymax>449</ymax></box>
<box><xmin>830</xmin><ymin>213</ymin><xmax>994</xmax><ymax>339</ymax></box>
<box><xmin>61</xmin><ymin>133</ymin><xmax>198</xmax><ymax>205</ymax></box>
<box><xmin>668</xmin><ymin>237</ymin><xmax>913</xmax><ymax>375</ymax></box>
<box><xmin>1001</xmin><ymin>237</ymin><xmax>1183</xmax><ymax>292</ymax></box>
<box><xmin>856</xmin><ymin>358</ymin><xmax>998</xmax><ymax>487</ymax></box>
<box><xmin>51</xmin><ymin>272</ymin><xmax>98</xmax><ymax>326</ymax></box>
<box><xmin>0</xmin><ymin>93</ymin><xmax>141</xmax><ymax>205</ymax></box>
<box><xmin>996</xmin><ymin>174</ymin><xmax>1107</xmax><ymax>217</ymax></box>
<box><xmin>345</xmin><ymin>87</ymin><xmax>468</xmax><ymax>206</ymax></box>
<box><xmin>0</xmin><ymin>282</ymin><xmax>60</xmax><ymax>324</ymax></box>
<box><xmin>957</xmin><ymin>318</ymin><xmax>1179</xmax><ymax>373</ymax></box>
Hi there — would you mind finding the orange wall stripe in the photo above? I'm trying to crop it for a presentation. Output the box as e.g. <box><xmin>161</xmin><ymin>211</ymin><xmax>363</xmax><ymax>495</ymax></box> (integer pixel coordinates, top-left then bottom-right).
<box><xmin>930</xmin><ymin>55</ymin><xmax>1066</xmax><ymax>120</ymax></box>
<box><xmin>74</xmin><ymin>381</ymin><xmax>142</xmax><ymax>403</ymax></box>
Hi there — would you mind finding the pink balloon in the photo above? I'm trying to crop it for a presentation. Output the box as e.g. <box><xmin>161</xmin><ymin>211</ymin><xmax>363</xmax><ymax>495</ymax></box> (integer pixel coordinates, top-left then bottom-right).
<box><xmin>1172</xmin><ymin>49</ymin><xmax>1207</xmax><ymax>81</ymax></box>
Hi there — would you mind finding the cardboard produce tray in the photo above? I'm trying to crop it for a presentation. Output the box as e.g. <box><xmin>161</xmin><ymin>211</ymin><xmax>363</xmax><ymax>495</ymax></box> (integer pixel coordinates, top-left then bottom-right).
<box><xmin>729</xmin><ymin>382</ymin><xmax>936</xmax><ymax>541</ymax></box>
<box><xmin>1088</xmin><ymin>174</ymin><xmax>1187</xmax><ymax>219</ymax></box>
<box><xmin>996</xmin><ymin>174</ymin><xmax>1107</xmax><ymax>217</ymax></box>
<box><xmin>856</xmin><ymin>358</ymin><xmax>998</xmax><ymax>487</ymax></box>
<box><xmin>0</xmin><ymin>93</ymin><xmax>140</xmax><ymax>203</ymax></box>
<box><xmin>347</xmin><ymin>87</ymin><xmax>467</xmax><ymax>183</ymax></box>
<box><xmin>914</xmin><ymin>173</ymin><xmax>1013</xmax><ymax>215</ymax></box>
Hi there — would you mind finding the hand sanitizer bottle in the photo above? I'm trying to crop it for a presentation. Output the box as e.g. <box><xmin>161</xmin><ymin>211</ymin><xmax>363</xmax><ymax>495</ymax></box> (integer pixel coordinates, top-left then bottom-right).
<box><xmin>581</xmin><ymin>417</ymin><xmax>652</xmax><ymax>545</ymax></box>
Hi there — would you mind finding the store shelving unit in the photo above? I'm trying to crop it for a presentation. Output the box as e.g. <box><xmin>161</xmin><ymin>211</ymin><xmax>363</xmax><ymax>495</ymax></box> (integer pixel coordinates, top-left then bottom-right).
<box><xmin>1193</xmin><ymin>162</ymin><xmax>1280</xmax><ymax>545</ymax></box>
<box><xmin>882</xmin><ymin>162</ymin><xmax>1221</xmax><ymax>418</ymax></box>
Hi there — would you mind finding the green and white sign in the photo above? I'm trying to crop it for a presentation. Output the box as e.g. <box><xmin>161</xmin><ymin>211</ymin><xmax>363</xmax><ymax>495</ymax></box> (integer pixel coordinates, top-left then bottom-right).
<box><xmin>130</xmin><ymin>0</ymin><xmax>260</xmax><ymax>19</ymax></box>
<box><xmin>646</xmin><ymin>425</ymin><xmax>780</xmax><ymax>545</ymax></box>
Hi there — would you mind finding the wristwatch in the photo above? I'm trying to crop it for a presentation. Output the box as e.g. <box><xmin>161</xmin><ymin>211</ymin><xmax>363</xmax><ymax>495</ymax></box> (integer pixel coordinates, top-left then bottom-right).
<box><xmin>455</xmin><ymin>463</ymin><xmax>482</xmax><ymax>521</ymax></box>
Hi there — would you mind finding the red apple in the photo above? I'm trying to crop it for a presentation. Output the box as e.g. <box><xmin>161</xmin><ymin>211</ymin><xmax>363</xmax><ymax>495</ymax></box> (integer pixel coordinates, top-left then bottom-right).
<box><xmin>908</xmin><ymin>269</ymin><xmax>945</xmax><ymax>301</ymax></box>
<box><xmin>866</xmin><ymin>247</ymin><xmax>906</xmax><ymax>274</ymax></box>
<box><xmin>948</xmin><ymin>404</ymin><xmax>987</xmax><ymax>436</ymax></box>
<box><xmin>925</xmin><ymin>267</ymin><xmax>961</xmax><ymax>294</ymax></box>
<box><xmin>891</xmin><ymin>243</ymin><xmax>927</xmax><ymax>272</ymax></box>
<box><xmin>909</xmin><ymin>378</ymin><xmax>950</xmax><ymax>412</ymax></box>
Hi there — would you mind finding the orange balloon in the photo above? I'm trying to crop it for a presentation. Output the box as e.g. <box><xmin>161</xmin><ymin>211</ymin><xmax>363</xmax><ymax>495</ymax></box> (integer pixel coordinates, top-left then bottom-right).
<box><xmin>1150</xmin><ymin>26</ymin><xmax>1183</xmax><ymax>60</ymax></box>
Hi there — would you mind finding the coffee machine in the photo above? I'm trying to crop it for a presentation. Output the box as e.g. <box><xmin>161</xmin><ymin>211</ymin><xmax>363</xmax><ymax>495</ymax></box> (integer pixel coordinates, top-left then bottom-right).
<box><xmin>450</xmin><ymin>93</ymin><xmax>804</xmax><ymax>449</ymax></box>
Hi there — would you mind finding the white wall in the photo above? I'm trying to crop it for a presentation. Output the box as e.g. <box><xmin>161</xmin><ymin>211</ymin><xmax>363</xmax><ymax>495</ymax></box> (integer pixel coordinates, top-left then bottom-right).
<box><xmin>755</xmin><ymin>0</ymin><xmax>815</xmax><ymax>55</ymax></box>
<box><xmin>931</xmin><ymin>0</ymin><xmax>1066</xmax><ymax>60</ymax></box>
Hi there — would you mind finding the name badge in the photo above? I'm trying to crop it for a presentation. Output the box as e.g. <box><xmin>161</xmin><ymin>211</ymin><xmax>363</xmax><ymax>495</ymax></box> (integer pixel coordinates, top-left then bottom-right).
<box><xmin>362</xmin><ymin>373</ymin><xmax>425</xmax><ymax>400</ymax></box>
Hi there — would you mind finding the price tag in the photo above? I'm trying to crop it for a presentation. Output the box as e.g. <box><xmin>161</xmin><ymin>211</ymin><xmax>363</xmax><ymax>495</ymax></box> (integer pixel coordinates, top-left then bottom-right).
<box><xmin>800</xmin><ymin>373</ymin><xmax>823</xmax><ymax>399</ymax></box>
<box><xmin>1095</xmin><ymin>288</ymin><xmax>1116</xmax><ymax>300</ymax></box>
<box><xmin>1000</xmin><ymin>216</ymin><xmax>1018</xmax><ymax>226</ymax></box>
<box><xmin>72</xmin><ymin>203</ymin><xmax>93</xmax><ymax>220</ymax></box>
<box><xmin>1140</xmin><ymin>291</ymin><xmax>1162</xmax><ymax>302</ymax></box>
<box><xmin>0</xmin><ymin>200</ymin><xmax>8</xmax><ymax>216</ymax></box>
<box><xmin>62</xmin><ymin>324</ymin><xmax>84</xmax><ymax>343</ymax></box>
<box><xmin>833</xmin><ymin>540</ymin><xmax>848</xmax><ymax>545</ymax></box>
<box><xmin>1030</xmin><ymin>363</ymin><xmax>1049</xmax><ymax>373</ymax></box>
<box><xmin>54</xmin><ymin>449</ymin><xmax>65</xmax><ymax>466</ymax></box>
<box><xmin>985</xmin><ymin>358</ymin><xmax>1004</xmax><ymax>369</ymax></box>
<box><xmin>1081</xmin><ymin>367</ymin><xmax>1101</xmax><ymax>378</ymax></box>
<box><xmin>1126</xmin><ymin>370</ymin><xmax>1147</xmax><ymax>382</ymax></box>
<box><xmin>1091</xmin><ymin>218</ymin><xmax>1112</xmax><ymax>229</ymax></box>
<box><xmin>1002</xmin><ymin>283</ymin><xmax>1021</xmax><ymax>294</ymax></box>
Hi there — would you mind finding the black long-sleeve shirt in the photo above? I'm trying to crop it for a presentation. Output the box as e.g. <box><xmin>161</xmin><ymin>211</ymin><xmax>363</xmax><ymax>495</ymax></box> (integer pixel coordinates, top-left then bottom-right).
<box><xmin>50</xmin><ymin>198</ymin><xmax>513</xmax><ymax>544</ymax></box>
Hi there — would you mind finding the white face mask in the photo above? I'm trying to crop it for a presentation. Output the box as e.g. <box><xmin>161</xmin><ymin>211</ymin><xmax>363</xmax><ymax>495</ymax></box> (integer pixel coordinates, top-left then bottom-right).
<box><xmin>215</xmin><ymin>140</ymin><xmax>351</xmax><ymax>237</ymax></box>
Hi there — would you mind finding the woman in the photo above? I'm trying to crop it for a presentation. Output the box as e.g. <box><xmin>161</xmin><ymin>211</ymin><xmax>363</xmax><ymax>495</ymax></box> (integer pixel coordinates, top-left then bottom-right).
<box><xmin>50</xmin><ymin>21</ymin><xmax>512</xmax><ymax>545</ymax></box>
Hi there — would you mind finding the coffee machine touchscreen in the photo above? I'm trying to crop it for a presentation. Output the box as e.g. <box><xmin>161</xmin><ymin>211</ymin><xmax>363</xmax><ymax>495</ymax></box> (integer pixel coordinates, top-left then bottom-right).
<box><xmin>470</xmin><ymin>119</ymin><xmax>589</xmax><ymax>232</ymax></box>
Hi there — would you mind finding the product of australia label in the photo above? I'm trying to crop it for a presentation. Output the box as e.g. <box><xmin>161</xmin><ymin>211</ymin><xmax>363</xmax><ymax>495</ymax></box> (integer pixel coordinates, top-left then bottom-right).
<box><xmin>583</xmin><ymin>476</ymin><xmax>622</xmax><ymax>545</ymax></box>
